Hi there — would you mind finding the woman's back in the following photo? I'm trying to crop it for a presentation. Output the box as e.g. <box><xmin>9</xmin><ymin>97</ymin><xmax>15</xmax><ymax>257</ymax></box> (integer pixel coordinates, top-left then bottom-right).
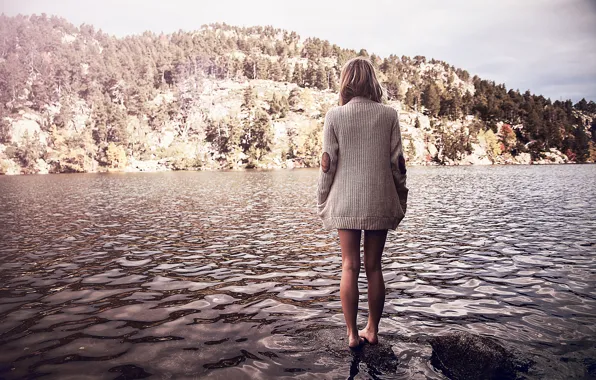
<box><xmin>317</xmin><ymin>96</ymin><xmax>407</xmax><ymax>231</ymax></box>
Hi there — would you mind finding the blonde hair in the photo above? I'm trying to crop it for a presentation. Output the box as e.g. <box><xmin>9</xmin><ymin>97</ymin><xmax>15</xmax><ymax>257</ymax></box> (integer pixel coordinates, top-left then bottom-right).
<box><xmin>338</xmin><ymin>57</ymin><xmax>384</xmax><ymax>106</ymax></box>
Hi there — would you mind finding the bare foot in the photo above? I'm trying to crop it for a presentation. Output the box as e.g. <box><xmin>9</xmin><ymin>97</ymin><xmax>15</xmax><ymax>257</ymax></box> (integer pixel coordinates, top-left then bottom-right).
<box><xmin>358</xmin><ymin>326</ymin><xmax>378</xmax><ymax>345</ymax></box>
<box><xmin>348</xmin><ymin>334</ymin><xmax>365</xmax><ymax>349</ymax></box>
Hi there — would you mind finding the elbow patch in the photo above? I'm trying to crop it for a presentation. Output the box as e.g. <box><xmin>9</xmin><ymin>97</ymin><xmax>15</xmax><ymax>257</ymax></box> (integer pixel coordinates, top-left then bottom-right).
<box><xmin>398</xmin><ymin>154</ymin><xmax>407</xmax><ymax>175</ymax></box>
<box><xmin>321</xmin><ymin>152</ymin><xmax>330</xmax><ymax>173</ymax></box>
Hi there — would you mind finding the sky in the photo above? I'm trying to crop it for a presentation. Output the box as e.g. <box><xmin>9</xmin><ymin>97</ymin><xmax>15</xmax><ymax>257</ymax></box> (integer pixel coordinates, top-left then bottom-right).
<box><xmin>2</xmin><ymin>0</ymin><xmax>596</xmax><ymax>102</ymax></box>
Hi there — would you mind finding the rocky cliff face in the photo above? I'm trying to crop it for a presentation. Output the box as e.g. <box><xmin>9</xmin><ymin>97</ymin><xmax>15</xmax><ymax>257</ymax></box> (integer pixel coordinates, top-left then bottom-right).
<box><xmin>0</xmin><ymin>102</ymin><xmax>580</xmax><ymax>176</ymax></box>
<box><xmin>0</xmin><ymin>15</ymin><xmax>594</xmax><ymax>174</ymax></box>
<box><xmin>0</xmin><ymin>78</ymin><xmax>579</xmax><ymax>175</ymax></box>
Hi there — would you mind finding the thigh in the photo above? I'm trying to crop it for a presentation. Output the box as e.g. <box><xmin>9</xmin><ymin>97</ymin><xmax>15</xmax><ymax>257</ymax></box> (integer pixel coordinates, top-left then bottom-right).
<box><xmin>338</xmin><ymin>229</ymin><xmax>361</xmax><ymax>265</ymax></box>
<box><xmin>363</xmin><ymin>230</ymin><xmax>388</xmax><ymax>268</ymax></box>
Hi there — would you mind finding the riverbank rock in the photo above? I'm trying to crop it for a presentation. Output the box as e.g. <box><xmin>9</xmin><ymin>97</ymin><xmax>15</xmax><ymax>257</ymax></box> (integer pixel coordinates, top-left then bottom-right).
<box><xmin>35</xmin><ymin>158</ymin><xmax>50</xmax><ymax>174</ymax></box>
<box><xmin>465</xmin><ymin>143</ymin><xmax>493</xmax><ymax>165</ymax></box>
<box><xmin>534</xmin><ymin>149</ymin><xmax>569</xmax><ymax>164</ymax></box>
<box><xmin>125</xmin><ymin>158</ymin><xmax>169</xmax><ymax>172</ymax></box>
<box><xmin>513</xmin><ymin>152</ymin><xmax>532</xmax><ymax>165</ymax></box>
<box><xmin>0</xmin><ymin>158</ymin><xmax>20</xmax><ymax>175</ymax></box>
<box><xmin>430</xmin><ymin>332</ymin><xmax>531</xmax><ymax>380</ymax></box>
<box><xmin>10</xmin><ymin>112</ymin><xmax>49</xmax><ymax>146</ymax></box>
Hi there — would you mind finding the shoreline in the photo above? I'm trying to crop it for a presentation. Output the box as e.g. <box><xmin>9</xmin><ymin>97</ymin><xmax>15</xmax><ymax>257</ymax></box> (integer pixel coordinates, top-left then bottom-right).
<box><xmin>1</xmin><ymin>160</ymin><xmax>593</xmax><ymax>176</ymax></box>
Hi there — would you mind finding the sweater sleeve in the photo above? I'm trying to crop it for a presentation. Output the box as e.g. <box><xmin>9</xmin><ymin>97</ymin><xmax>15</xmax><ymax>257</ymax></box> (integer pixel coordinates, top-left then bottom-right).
<box><xmin>317</xmin><ymin>111</ymin><xmax>339</xmax><ymax>207</ymax></box>
<box><xmin>390</xmin><ymin>111</ymin><xmax>409</xmax><ymax>214</ymax></box>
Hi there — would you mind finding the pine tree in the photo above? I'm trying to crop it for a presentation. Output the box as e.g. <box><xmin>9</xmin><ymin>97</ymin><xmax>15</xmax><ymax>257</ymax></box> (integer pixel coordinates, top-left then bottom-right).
<box><xmin>305</xmin><ymin>62</ymin><xmax>317</xmax><ymax>88</ymax></box>
<box><xmin>575</xmin><ymin>98</ymin><xmax>588</xmax><ymax>112</ymax></box>
<box><xmin>524</xmin><ymin>110</ymin><xmax>542</xmax><ymax>141</ymax></box>
<box><xmin>256</xmin><ymin>57</ymin><xmax>269</xmax><ymax>80</ymax></box>
<box><xmin>451</xmin><ymin>91</ymin><xmax>463</xmax><ymax>119</ymax></box>
<box><xmin>327</xmin><ymin>67</ymin><xmax>339</xmax><ymax>92</ymax></box>
<box><xmin>0</xmin><ymin>104</ymin><xmax>10</xmax><ymax>143</ymax></box>
<box><xmin>406</xmin><ymin>138</ymin><xmax>416</xmax><ymax>159</ymax></box>
<box><xmin>269</xmin><ymin>93</ymin><xmax>282</xmax><ymax>117</ymax></box>
<box><xmin>543</xmin><ymin>108</ymin><xmax>562</xmax><ymax>149</ymax></box>
<box><xmin>370</xmin><ymin>53</ymin><xmax>380</xmax><ymax>68</ymax></box>
<box><xmin>573</xmin><ymin>126</ymin><xmax>589</xmax><ymax>162</ymax></box>
<box><xmin>240</xmin><ymin>86</ymin><xmax>256</xmax><ymax>155</ymax></box>
<box><xmin>243</xmin><ymin>57</ymin><xmax>256</xmax><ymax>79</ymax></box>
<box><xmin>270</xmin><ymin>60</ymin><xmax>283</xmax><ymax>81</ymax></box>
<box><xmin>405</xmin><ymin>88</ymin><xmax>416</xmax><ymax>110</ymax></box>
<box><xmin>244</xmin><ymin>109</ymin><xmax>273</xmax><ymax>166</ymax></box>
<box><xmin>292</xmin><ymin>63</ymin><xmax>304</xmax><ymax>87</ymax></box>
<box><xmin>439</xmin><ymin>91</ymin><xmax>463</xmax><ymax>119</ymax></box>
<box><xmin>423</xmin><ymin>83</ymin><xmax>441</xmax><ymax>117</ymax></box>
<box><xmin>462</xmin><ymin>92</ymin><xmax>473</xmax><ymax>115</ymax></box>
<box><xmin>242</xmin><ymin>86</ymin><xmax>256</xmax><ymax>114</ymax></box>
<box><xmin>385</xmin><ymin>74</ymin><xmax>401</xmax><ymax>100</ymax></box>
<box><xmin>279</xmin><ymin>95</ymin><xmax>289</xmax><ymax>118</ymax></box>
<box><xmin>252</xmin><ymin>109</ymin><xmax>273</xmax><ymax>152</ymax></box>
<box><xmin>321</xmin><ymin>41</ymin><xmax>332</xmax><ymax>57</ymax></box>
<box><xmin>315</xmin><ymin>65</ymin><xmax>328</xmax><ymax>90</ymax></box>
<box><xmin>283</xmin><ymin>62</ymin><xmax>292</xmax><ymax>82</ymax></box>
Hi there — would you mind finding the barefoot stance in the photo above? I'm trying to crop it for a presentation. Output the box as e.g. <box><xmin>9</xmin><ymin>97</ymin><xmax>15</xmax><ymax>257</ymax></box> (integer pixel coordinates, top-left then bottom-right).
<box><xmin>359</xmin><ymin>326</ymin><xmax>379</xmax><ymax>345</ymax></box>
<box><xmin>348</xmin><ymin>334</ymin><xmax>365</xmax><ymax>349</ymax></box>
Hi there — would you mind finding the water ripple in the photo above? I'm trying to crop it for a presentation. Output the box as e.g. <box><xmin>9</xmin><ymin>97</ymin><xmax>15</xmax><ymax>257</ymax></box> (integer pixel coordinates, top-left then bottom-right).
<box><xmin>0</xmin><ymin>166</ymin><xmax>595</xmax><ymax>379</ymax></box>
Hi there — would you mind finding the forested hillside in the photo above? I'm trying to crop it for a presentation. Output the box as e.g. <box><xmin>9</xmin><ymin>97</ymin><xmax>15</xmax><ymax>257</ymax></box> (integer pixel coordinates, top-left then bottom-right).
<box><xmin>0</xmin><ymin>14</ymin><xmax>595</xmax><ymax>174</ymax></box>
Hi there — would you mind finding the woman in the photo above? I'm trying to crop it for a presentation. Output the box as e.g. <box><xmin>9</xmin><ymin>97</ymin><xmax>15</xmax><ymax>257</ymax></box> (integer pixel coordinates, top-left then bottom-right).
<box><xmin>317</xmin><ymin>57</ymin><xmax>409</xmax><ymax>349</ymax></box>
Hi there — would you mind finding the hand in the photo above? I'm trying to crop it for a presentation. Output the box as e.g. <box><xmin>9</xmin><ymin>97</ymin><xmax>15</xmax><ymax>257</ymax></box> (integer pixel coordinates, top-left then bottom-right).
<box><xmin>400</xmin><ymin>201</ymin><xmax>407</xmax><ymax>214</ymax></box>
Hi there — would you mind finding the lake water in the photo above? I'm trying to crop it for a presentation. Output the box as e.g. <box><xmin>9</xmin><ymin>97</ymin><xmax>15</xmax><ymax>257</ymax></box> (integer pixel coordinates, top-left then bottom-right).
<box><xmin>0</xmin><ymin>165</ymin><xmax>595</xmax><ymax>379</ymax></box>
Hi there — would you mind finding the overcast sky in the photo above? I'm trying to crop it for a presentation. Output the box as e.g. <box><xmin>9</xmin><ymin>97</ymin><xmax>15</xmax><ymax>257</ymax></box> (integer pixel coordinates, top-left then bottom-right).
<box><xmin>3</xmin><ymin>0</ymin><xmax>596</xmax><ymax>102</ymax></box>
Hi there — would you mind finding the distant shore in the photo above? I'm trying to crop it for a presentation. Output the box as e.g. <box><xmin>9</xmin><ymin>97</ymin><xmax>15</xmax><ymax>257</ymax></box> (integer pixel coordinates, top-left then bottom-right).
<box><xmin>1</xmin><ymin>159</ymin><xmax>591</xmax><ymax>176</ymax></box>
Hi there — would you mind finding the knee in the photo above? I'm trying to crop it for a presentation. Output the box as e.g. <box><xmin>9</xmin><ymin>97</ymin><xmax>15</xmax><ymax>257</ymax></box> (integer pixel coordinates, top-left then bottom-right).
<box><xmin>364</xmin><ymin>260</ymin><xmax>382</xmax><ymax>275</ymax></box>
<box><xmin>342</xmin><ymin>260</ymin><xmax>360</xmax><ymax>273</ymax></box>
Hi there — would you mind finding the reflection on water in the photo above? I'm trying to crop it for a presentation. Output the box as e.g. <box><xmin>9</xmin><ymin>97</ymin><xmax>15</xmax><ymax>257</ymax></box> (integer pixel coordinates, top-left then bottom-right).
<box><xmin>0</xmin><ymin>165</ymin><xmax>595</xmax><ymax>379</ymax></box>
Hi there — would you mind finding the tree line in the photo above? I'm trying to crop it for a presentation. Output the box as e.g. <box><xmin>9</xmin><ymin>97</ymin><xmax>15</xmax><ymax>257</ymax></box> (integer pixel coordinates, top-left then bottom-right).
<box><xmin>0</xmin><ymin>14</ymin><xmax>594</xmax><ymax>172</ymax></box>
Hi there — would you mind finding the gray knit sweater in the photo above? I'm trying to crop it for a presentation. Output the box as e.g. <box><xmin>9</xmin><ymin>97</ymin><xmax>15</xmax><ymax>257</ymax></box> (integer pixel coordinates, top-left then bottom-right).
<box><xmin>317</xmin><ymin>96</ymin><xmax>409</xmax><ymax>230</ymax></box>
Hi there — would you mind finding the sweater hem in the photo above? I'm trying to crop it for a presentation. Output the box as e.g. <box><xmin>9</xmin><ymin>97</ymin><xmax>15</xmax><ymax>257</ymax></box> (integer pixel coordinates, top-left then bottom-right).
<box><xmin>322</xmin><ymin>216</ymin><xmax>403</xmax><ymax>231</ymax></box>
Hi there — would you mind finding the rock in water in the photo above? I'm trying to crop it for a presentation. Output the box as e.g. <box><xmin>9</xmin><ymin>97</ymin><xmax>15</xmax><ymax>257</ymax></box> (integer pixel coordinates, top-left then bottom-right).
<box><xmin>300</xmin><ymin>327</ymin><xmax>399</xmax><ymax>376</ymax></box>
<box><xmin>430</xmin><ymin>332</ymin><xmax>530</xmax><ymax>380</ymax></box>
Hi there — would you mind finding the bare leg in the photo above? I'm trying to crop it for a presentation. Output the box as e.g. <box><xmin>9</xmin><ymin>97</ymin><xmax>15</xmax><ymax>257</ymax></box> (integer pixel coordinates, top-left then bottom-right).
<box><xmin>359</xmin><ymin>229</ymin><xmax>388</xmax><ymax>345</ymax></box>
<box><xmin>338</xmin><ymin>229</ymin><xmax>364</xmax><ymax>349</ymax></box>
